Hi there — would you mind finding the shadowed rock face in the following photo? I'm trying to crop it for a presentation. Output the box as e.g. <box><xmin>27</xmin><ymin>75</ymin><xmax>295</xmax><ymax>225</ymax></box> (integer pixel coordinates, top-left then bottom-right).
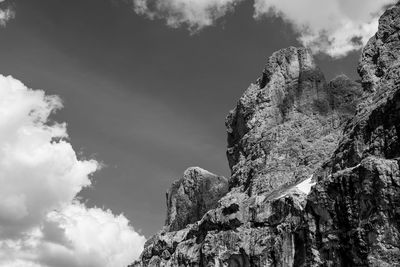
<box><xmin>304</xmin><ymin>3</ymin><xmax>400</xmax><ymax>265</ymax></box>
<box><xmin>131</xmin><ymin>2</ymin><xmax>400</xmax><ymax>267</ymax></box>
<box><xmin>328</xmin><ymin>74</ymin><xmax>363</xmax><ymax>118</ymax></box>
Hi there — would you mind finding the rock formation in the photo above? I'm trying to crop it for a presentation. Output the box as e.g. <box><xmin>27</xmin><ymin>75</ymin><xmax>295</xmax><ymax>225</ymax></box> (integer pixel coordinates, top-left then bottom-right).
<box><xmin>225</xmin><ymin>47</ymin><xmax>358</xmax><ymax>196</ymax></box>
<box><xmin>131</xmin><ymin>2</ymin><xmax>400</xmax><ymax>266</ymax></box>
<box><xmin>165</xmin><ymin>167</ymin><xmax>229</xmax><ymax>232</ymax></box>
<box><xmin>304</xmin><ymin>3</ymin><xmax>400</xmax><ymax>265</ymax></box>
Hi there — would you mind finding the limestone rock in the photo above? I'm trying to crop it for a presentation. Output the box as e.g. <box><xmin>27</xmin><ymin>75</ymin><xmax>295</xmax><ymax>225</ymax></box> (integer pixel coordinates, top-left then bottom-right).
<box><xmin>358</xmin><ymin>2</ymin><xmax>400</xmax><ymax>92</ymax></box>
<box><xmin>328</xmin><ymin>74</ymin><xmax>363</xmax><ymax>119</ymax></box>
<box><xmin>131</xmin><ymin>3</ymin><xmax>400</xmax><ymax>266</ymax></box>
<box><xmin>134</xmin><ymin>46</ymin><xmax>361</xmax><ymax>266</ymax></box>
<box><xmin>226</xmin><ymin>47</ymin><xmax>360</xmax><ymax>196</ymax></box>
<box><xmin>306</xmin><ymin>157</ymin><xmax>400</xmax><ymax>266</ymax></box>
<box><xmin>165</xmin><ymin>167</ymin><xmax>229</xmax><ymax>232</ymax></box>
<box><xmin>303</xmin><ymin>4</ymin><xmax>400</xmax><ymax>264</ymax></box>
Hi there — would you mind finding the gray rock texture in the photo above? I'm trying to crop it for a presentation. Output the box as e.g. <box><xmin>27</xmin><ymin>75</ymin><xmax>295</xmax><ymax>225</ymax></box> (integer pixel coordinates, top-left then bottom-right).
<box><xmin>131</xmin><ymin>2</ymin><xmax>400</xmax><ymax>266</ymax></box>
<box><xmin>358</xmin><ymin>2</ymin><xmax>400</xmax><ymax>92</ymax></box>
<box><xmin>304</xmin><ymin>3</ymin><xmax>400</xmax><ymax>265</ymax></box>
<box><xmin>165</xmin><ymin>167</ymin><xmax>229</xmax><ymax>232</ymax></box>
<box><xmin>225</xmin><ymin>47</ymin><xmax>360</xmax><ymax>196</ymax></box>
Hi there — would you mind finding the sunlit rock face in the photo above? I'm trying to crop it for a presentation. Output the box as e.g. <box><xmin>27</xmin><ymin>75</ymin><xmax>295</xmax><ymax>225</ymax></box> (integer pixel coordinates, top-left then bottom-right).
<box><xmin>225</xmin><ymin>46</ymin><xmax>361</xmax><ymax>196</ymax></box>
<box><xmin>132</xmin><ymin>48</ymin><xmax>361</xmax><ymax>266</ymax></box>
<box><xmin>131</xmin><ymin>3</ymin><xmax>400</xmax><ymax>266</ymax></box>
<box><xmin>165</xmin><ymin>167</ymin><xmax>229</xmax><ymax>232</ymax></box>
<box><xmin>358</xmin><ymin>2</ymin><xmax>400</xmax><ymax>92</ymax></box>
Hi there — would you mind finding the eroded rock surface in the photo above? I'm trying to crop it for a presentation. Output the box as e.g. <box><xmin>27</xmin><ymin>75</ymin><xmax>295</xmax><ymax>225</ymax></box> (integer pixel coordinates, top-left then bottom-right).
<box><xmin>165</xmin><ymin>167</ymin><xmax>229</xmax><ymax>232</ymax></box>
<box><xmin>226</xmin><ymin>47</ymin><xmax>361</xmax><ymax>196</ymax></box>
<box><xmin>358</xmin><ymin>2</ymin><xmax>400</xmax><ymax>92</ymax></box>
<box><xmin>304</xmin><ymin>3</ymin><xmax>400</xmax><ymax>265</ymax></box>
<box><xmin>131</xmin><ymin>2</ymin><xmax>400</xmax><ymax>266</ymax></box>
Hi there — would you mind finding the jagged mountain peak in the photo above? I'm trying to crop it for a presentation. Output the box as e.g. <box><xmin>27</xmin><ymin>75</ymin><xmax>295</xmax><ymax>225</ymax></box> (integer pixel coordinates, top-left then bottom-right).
<box><xmin>165</xmin><ymin>166</ymin><xmax>228</xmax><ymax>232</ymax></box>
<box><xmin>226</xmin><ymin>46</ymin><xmax>360</xmax><ymax>196</ymax></box>
<box><xmin>132</xmin><ymin>3</ymin><xmax>400</xmax><ymax>266</ymax></box>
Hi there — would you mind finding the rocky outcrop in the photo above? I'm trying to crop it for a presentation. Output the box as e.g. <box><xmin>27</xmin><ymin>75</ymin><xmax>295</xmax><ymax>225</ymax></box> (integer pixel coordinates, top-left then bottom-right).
<box><xmin>358</xmin><ymin>2</ymin><xmax>400</xmax><ymax>92</ymax></box>
<box><xmin>133</xmin><ymin>46</ymin><xmax>361</xmax><ymax>266</ymax></box>
<box><xmin>226</xmin><ymin>47</ymin><xmax>360</xmax><ymax>196</ymax></box>
<box><xmin>132</xmin><ymin>2</ymin><xmax>400</xmax><ymax>266</ymax></box>
<box><xmin>165</xmin><ymin>167</ymin><xmax>229</xmax><ymax>232</ymax></box>
<box><xmin>305</xmin><ymin>157</ymin><xmax>400</xmax><ymax>266</ymax></box>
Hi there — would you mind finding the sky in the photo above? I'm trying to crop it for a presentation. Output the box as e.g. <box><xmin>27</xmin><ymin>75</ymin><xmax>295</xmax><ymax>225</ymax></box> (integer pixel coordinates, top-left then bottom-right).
<box><xmin>0</xmin><ymin>0</ymin><xmax>395</xmax><ymax>266</ymax></box>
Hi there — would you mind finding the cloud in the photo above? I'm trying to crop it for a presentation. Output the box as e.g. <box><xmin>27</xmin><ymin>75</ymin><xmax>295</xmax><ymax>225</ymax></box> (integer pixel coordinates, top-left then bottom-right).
<box><xmin>133</xmin><ymin>0</ymin><xmax>243</xmax><ymax>31</ymax></box>
<box><xmin>0</xmin><ymin>203</ymin><xmax>146</xmax><ymax>267</ymax></box>
<box><xmin>0</xmin><ymin>0</ymin><xmax>15</xmax><ymax>27</ymax></box>
<box><xmin>42</xmin><ymin>203</ymin><xmax>146</xmax><ymax>267</ymax></box>
<box><xmin>0</xmin><ymin>75</ymin><xmax>95</xmax><ymax>237</ymax></box>
<box><xmin>0</xmin><ymin>75</ymin><xmax>145</xmax><ymax>266</ymax></box>
<box><xmin>132</xmin><ymin>0</ymin><xmax>396</xmax><ymax>57</ymax></box>
<box><xmin>253</xmin><ymin>0</ymin><xmax>396</xmax><ymax>57</ymax></box>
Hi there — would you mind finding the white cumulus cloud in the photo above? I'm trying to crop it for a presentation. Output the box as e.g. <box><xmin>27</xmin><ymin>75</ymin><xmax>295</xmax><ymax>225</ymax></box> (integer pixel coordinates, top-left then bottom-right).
<box><xmin>134</xmin><ymin>0</ymin><xmax>243</xmax><ymax>31</ymax></box>
<box><xmin>0</xmin><ymin>75</ymin><xmax>145</xmax><ymax>267</ymax></box>
<box><xmin>43</xmin><ymin>203</ymin><xmax>146</xmax><ymax>267</ymax></box>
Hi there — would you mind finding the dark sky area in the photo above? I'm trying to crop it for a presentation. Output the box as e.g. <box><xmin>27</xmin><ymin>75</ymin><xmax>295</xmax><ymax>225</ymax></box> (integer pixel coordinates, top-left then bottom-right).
<box><xmin>0</xmin><ymin>0</ymin><xmax>361</xmax><ymax>237</ymax></box>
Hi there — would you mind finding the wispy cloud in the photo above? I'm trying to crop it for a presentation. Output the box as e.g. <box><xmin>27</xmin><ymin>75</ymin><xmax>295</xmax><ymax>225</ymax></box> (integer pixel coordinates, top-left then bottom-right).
<box><xmin>133</xmin><ymin>0</ymin><xmax>244</xmax><ymax>32</ymax></box>
<box><xmin>132</xmin><ymin>0</ymin><xmax>396</xmax><ymax>57</ymax></box>
<box><xmin>0</xmin><ymin>75</ymin><xmax>145</xmax><ymax>267</ymax></box>
<box><xmin>253</xmin><ymin>0</ymin><xmax>396</xmax><ymax>57</ymax></box>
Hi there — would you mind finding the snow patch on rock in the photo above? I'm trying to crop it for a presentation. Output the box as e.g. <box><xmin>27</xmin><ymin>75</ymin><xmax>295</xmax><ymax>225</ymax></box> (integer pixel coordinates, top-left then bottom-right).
<box><xmin>296</xmin><ymin>175</ymin><xmax>316</xmax><ymax>195</ymax></box>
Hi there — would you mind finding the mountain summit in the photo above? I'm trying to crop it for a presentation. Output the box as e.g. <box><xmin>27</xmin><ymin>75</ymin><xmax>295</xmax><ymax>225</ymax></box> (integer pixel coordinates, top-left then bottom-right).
<box><xmin>132</xmin><ymin>2</ymin><xmax>400</xmax><ymax>266</ymax></box>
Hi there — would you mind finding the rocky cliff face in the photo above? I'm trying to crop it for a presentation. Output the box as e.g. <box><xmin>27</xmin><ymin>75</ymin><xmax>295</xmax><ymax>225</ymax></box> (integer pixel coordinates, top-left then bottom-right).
<box><xmin>304</xmin><ymin>4</ymin><xmax>400</xmax><ymax>266</ymax></box>
<box><xmin>225</xmin><ymin>47</ymin><xmax>358</xmax><ymax>196</ymax></box>
<box><xmin>165</xmin><ymin>167</ymin><xmax>229</xmax><ymax>232</ymax></box>
<box><xmin>131</xmin><ymin>2</ymin><xmax>400</xmax><ymax>266</ymax></box>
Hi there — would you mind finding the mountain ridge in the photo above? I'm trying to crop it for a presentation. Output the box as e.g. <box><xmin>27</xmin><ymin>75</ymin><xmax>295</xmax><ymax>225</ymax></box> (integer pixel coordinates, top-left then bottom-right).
<box><xmin>131</xmin><ymin>2</ymin><xmax>400</xmax><ymax>266</ymax></box>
